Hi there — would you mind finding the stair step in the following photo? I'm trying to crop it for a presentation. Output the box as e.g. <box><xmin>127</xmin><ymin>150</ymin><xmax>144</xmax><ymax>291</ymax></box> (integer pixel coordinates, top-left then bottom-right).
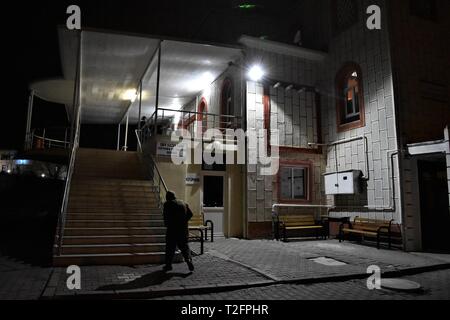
<box><xmin>66</xmin><ymin>214</ymin><xmax>163</xmax><ymax>220</ymax></box>
<box><xmin>71</xmin><ymin>178</ymin><xmax>153</xmax><ymax>186</ymax></box>
<box><xmin>69</xmin><ymin>190</ymin><xmax>159</xmax><ymax>198</ymax></box>
<box><xmin>67</xmin><ymin>206</ymin><xmax>160</xmax><ymax>212</ymax></box>
<box><xmin>66</xmin><ymin>208</ymin><xmax>161</xmax><ymax>214</ymax></box>
<box><xmin>68</xmin><ymin>199</ymin><xmax>159</xmax><ymax>206</ymax></box>
<box><xmin>64</xmin><ymin>227</ymin><xmax>167</xmax><ymax>236</ymax></box>
<box><xmin>60</xmin><ymin>243</ymin><xmax>166</xmax><ymax>255</ymax></box>
<box><xmin>62</xmin><ymin>235</ymin><xmax>166</xmax><ymax>245</ymax></box>
<box><xmin>66</xmin><ymin>220</ymin><xmax>165</xmax><ymax>228</ymax></box>
<box><xmin>53</xmin><ymin>252</ymin><xmax>171</xmax><ymax>266</ymax></box>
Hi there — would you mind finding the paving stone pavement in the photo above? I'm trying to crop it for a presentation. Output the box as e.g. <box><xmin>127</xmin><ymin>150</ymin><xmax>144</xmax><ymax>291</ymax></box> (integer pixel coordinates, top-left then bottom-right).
<box><xmin>202</xmin><ymin>238</ymin><xmax>449</xmax><ymax>281</ymax></box>
<box><xmin>2</xmin><ymin>239</ymin><xmax>450</xmax><ymax>300</ymax></box>
<box><xmin>42</xmin><ymin>253</ymin><xmax>268</xmax><ymax>299</ymax></box>
<box><xmin>156</xmin><ymin>269</ymin><xmax>450</xmax><ymax>300</ymax></box>
<box><xmin>0</xmin><ymin>257</ymin><xmax>52</xmax><ymax>300</ymax></box>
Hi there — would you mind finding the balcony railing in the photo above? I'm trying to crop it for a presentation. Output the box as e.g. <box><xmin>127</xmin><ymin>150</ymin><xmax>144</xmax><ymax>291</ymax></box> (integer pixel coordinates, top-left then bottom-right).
<box><xmin>26</xmin><ymin>127</ymin><xmax>71</xmax><ymax>151</ymax></box>
<box><xmin>139</xmin><ymin>108</ymin><xmax>242</xmax><ymax>144</ymax></box>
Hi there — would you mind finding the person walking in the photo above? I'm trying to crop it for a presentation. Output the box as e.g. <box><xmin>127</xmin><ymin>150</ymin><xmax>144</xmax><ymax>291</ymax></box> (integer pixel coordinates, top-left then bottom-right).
<box><xmin>162</xmin><ymin>191</ymin><xmax>194</xmax><ymax>272</ymax></box>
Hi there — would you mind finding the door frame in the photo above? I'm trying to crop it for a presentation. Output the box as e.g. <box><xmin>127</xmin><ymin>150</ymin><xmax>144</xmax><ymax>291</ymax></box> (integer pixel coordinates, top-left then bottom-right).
<box><xmin>200</xmin><ymin>171</ymin><xmax>228</xmax><ymax>236</ymax></box>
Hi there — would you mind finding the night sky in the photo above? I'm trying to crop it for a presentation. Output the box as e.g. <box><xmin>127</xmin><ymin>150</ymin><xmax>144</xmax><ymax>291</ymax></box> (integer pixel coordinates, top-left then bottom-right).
<box><xmin>1</xmin><ymin>0</ymin><xmax>304</xmax><ymax>150</ymax></box>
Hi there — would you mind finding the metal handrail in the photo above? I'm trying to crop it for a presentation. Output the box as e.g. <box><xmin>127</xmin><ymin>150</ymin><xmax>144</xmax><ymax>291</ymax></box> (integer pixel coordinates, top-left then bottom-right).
<box><xmin>54</xmin><ymin>30</ymin><xmax>82</xmax><ymax>256</ymax></box>
<box><xmin>135</xmin><ymin>129</ymin><xmax>168</xmax><ymax>207</ymax></box>
<box><xmin>55</xmin><ymin>107</ymin><xmax>81</xmax><ymax>255</ymax></box>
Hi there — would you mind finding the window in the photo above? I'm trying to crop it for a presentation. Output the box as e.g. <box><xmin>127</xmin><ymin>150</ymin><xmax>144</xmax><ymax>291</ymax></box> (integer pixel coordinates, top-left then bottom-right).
<box><xmin>278</xmin><ymin>162</ymin><xmax>312</xmax><ymax>202</ymax></box>
<box><xmin>332</xmin><ymin>0</ymin><xmax>359</xmax><ymax>34</ymax></box>
<box><xmin>410</xmin><ymin>0</ymin><xmax>437</xmax><ymax>21</ymax></box>
<box><xmin>220</xmin><ymin>78</ymin><xmax>234</xmax><ymax>129</ymax></box>
<box><xmin>335</xmin><ymin>63</ymin><xmax>365</xmax><ymax>132</ymax></box>
<box><xmin>203</xmin><ymin>176</ymin><xmax>224</xmax><ymax>207</ymax></box>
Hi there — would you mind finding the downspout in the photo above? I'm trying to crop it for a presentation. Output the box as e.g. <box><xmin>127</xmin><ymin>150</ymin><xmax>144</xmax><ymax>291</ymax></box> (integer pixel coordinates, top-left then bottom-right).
<box><xmin>309</xmin><ymin>137</ymin><xmax>400</xmax><ymax>212</ymax></box>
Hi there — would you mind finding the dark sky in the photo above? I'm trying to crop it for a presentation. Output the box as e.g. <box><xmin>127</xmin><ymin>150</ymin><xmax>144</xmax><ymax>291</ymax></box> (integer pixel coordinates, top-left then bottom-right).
<box><xmin>0</xmin><ymin>0</ymin><xmax>304</xmax><ymax>150</ymax></box>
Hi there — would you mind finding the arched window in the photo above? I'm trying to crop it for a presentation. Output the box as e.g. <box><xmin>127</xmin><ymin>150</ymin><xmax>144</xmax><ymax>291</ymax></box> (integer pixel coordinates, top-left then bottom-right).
<box><xmin>220</xmin><ymin>78</ymin><xmax>233</xmax><ymax>129</ymax></box>
<box><xmin>197</xmin><ymin>97</ymin><xmax>208</xmax><ymax>134</ymax></box>
<box><xmin>335</xmin><ymin>62</ymin><xmax>365</xmax><ymax>132</ymax></box>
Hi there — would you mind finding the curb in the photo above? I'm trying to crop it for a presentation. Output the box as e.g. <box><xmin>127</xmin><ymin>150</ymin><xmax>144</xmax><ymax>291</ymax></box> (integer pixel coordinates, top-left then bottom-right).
<box><xmin>40</xmin><ymin>262</ymin><xmax>450</xmax><ymax>300</ymax></box>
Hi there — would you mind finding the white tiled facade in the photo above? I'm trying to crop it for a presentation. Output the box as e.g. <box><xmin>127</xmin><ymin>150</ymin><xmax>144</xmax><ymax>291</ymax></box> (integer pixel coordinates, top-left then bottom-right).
<box><xmin>319</xmin><ymin>0</ymin><xmax>401</xmax><ymax>223</ymax></box>
<box><xmin>243</xmin><ymin>0</ymin><xmax>401</xmax><ymax>228</ymax></box>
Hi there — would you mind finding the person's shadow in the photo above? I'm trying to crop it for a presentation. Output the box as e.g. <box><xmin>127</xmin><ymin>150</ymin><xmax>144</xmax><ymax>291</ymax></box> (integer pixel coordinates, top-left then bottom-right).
<box><xmin>96</xmin><ymin>270</ymin><xmax>192</xmax><ymax>291</ymax></box>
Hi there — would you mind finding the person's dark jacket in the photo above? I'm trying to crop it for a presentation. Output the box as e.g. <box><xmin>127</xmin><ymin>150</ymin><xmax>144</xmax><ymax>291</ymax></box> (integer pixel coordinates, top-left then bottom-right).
<box><xmin>163</xmin><ymin>199</ymin><xmax>193</xmax><ymax>232</ymax></box>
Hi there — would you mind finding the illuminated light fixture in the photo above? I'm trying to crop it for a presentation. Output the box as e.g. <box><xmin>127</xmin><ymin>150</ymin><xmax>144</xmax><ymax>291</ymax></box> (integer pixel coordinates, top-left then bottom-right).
<box><xmin>41</xmin><ymin>173</ymin><xmax>46</xmax><ymax>178</ymax></box>
<box><xmin>298</xmin><ymin>87</ymin><xmax>306</xmax><ymax>93</ymax></box>
<box><xmin>285</xmin><ymin>85</ymin><xmax>294</xmax><ymax>91</ymax></box>
<box><xmin>122</xmin><ymin>89</ymin><xmax>138</xmax><ymax>102</ymax></box>
<box><xmin>237</xmin><ymin>3</ymin><xmax>258</xmax><ymax>10</ymax></box>
<box><xmin>273</xmin><ymin>82</ymin><xmax>281</xmax><ymax>89</ymax></box>
<box><xmin>248</xmin><ymin>65</ymin><xmax>265</xmax><ymax>81</ymax></box>
<box><xmin>7</xmin><ymin>169</ymin><xmax>11</xmax><ymax>174</ymax></box>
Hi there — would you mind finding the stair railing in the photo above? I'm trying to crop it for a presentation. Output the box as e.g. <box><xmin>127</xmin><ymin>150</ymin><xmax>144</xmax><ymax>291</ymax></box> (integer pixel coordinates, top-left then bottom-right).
<box><xmin>54</xmin><ymin>32</ymin><xmax>82</xmax><ymax>256</ymax></box>
<box><xmin>135</xmin><ymin>129</ymin><xmax>168</xmax><ymax>208</ymax></box>
<box><xmin>54</xmin><ymin>102</ymin><xmax>82</xmax><ymax>255</ymax></box>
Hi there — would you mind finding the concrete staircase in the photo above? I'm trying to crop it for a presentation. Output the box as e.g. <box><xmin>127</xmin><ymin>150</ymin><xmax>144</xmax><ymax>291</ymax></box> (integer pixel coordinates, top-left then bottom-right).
<box><xmin>53</xmin><ymin>148</ymin><xmax>170</xmax><ymax>266</ymax></box>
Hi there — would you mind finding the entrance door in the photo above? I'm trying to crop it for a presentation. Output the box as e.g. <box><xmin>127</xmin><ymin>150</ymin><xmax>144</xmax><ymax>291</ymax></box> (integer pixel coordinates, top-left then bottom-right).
<box><xmin>418</xmin><ymin>159</ymin><xmax>450</xmax><ymax>252</ymax></box>
<box><xmin>202</xmin><ymin>175</ymin><xmax>225</xmax><ymax>237</ymax></box>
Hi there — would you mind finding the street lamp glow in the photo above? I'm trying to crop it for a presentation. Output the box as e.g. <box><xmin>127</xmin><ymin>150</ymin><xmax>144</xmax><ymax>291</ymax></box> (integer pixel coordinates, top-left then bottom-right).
<box><xmin>248</xmin><ymin>65</ymin><xmax>264</xmax><ymax>81</ymax></box>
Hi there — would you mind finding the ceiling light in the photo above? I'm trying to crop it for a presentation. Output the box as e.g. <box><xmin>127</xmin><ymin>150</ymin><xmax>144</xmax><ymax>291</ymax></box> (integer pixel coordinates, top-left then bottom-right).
<box><xmin>248</xmin><ymin>65</ymin><xmax>264</xmax><ymax>81</ymax></box>
<box><xmin>122</xmin><ymin>89</ymin><xmax>138</xmax><ymax>102</ymax></box>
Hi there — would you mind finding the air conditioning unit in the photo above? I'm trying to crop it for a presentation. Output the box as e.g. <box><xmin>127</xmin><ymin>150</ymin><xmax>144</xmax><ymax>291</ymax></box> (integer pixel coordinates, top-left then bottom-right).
<box><xmin>324</xmin><ymin>170</ymin><xmax>362</xmax><ymax>195</ymax></box>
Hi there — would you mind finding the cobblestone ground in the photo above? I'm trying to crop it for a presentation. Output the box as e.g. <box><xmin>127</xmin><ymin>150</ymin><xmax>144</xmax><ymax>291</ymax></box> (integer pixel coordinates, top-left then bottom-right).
<box><xmin>44</xmin><ymin>254</ymin><xmax>268</xmax><ymax>298</ymax></box>
<box><xmin>203</xmin><ymin>238</ymin><xmax>448</xmax><ymax>281</ymax></box>
<box><xmin>0</xmin><ymin>257</ymin><xmax>52</xmax><ymax>300</ymax></box>
<box><xmin>2</xmin><ymin>239</ymin><xmax>450</xmax><ymax>300</ymax></box>
<box><xmin>156</xmin><ymin>269</ymin><xmax>450</xmax><ymax>300</ymax></box>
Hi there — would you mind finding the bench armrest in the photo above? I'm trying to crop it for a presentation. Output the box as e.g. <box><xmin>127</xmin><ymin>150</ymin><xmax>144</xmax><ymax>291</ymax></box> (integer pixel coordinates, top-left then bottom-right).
<box><xmin>204</xmin><ymin>220</ymin><xmax>214</xmax><ymax>242</ymax></box>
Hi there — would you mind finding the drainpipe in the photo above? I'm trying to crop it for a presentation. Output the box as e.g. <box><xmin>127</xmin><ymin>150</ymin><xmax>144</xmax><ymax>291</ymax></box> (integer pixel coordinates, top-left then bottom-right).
<box><xmin>309</xmin><ymin>136</ymin><xmax>400</xmax><ymax>212</ymax></box>
<box><xmin>308</xmin><ymin>135</ymin><xmax>370</xmax><ymax>181</ymax></box>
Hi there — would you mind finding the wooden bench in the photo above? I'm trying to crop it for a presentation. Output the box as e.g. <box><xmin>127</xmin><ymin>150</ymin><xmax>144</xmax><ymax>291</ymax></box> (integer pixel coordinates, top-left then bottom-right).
<box><xmin>339</xmin><ymin>217</ymin><xmax>394</xmax><ymax>249</ymax></box>
<box><xmin>273</xmin><ymin>214</ymin><xmax>326</xmax><ymax>242</ymax></box>
<box><xmin>188</xmin><ymin>213</ymin><xmax>214</xmax><ymax>255</ymax></box>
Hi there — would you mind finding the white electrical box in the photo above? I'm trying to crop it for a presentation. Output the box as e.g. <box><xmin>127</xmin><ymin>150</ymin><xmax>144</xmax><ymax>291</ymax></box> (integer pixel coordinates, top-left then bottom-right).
<box><xmin>324</xmin><ymin>170</ymin><xmax>361</xmax><ymax>195</ymax></box>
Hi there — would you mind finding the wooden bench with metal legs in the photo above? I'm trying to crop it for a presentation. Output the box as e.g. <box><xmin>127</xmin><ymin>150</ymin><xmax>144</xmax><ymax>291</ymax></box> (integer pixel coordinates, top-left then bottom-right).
<box><xmin>188</xmin><ymin>213</ymin><xmax>214</xmax><ymax>255</ymax></box>
<box><xmin>339</xmin><ymin>217</ymin><xmax>394</xmax><ymax>249</ymax></box>
<box><xmin>274</xmin><ymin>214</ymin><xmax>326</xmax><ymax>242</ymax></box>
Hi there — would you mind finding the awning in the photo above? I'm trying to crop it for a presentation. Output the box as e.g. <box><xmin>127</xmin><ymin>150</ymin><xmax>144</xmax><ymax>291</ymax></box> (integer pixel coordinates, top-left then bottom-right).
<box><xmin>29</xmin><ymin>79</ymin><xmax>74</xmax><ymax>105</ymax></box>
<box><xmin>48</xmin><ymin>28</ymin><xmax>243</xmax><ymax>125</ymax></box>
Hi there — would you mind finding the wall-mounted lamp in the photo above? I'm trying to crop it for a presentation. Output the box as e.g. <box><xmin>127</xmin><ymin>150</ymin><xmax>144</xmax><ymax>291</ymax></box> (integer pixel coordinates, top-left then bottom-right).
<box><xmin>248</xmin><ymin>65</ymin><xmax>265</xmax><ymax>81</ymax></box>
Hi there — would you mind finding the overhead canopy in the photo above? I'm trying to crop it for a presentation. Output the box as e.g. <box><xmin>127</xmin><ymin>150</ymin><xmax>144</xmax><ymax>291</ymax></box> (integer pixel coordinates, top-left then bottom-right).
<box><xmin>53</xmin><ymin>28</ymin><xmax>243</xmax><ymax>125</ymax></box>
<box><xmin>30</xmin><ymin>79</ymin><xmax>74</xmax><ymax>105</ymax></box>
